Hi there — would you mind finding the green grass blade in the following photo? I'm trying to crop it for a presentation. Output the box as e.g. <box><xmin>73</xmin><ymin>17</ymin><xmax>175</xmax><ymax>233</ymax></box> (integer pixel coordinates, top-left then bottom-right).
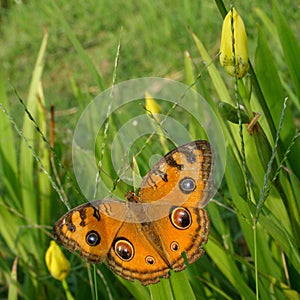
<box><xmin>117</xmin><ymin>278</ymin><xmax>150</xmax><ymax>300</ymax></box>
<box><xmin>49</xmin><ymin>1</ymin><xmax>105</xmax><ymax>91</ymax></box>
<box><xmin>259</xmin><ymin>211</ymin><xmax>300</xmax><ymax>271</ymax></box>
<box><xmin>253</xmin><ymin>7</ymin><xmax>281</xmax><ymax>47</ymax></box>
<box><xmin>169</xmin><ymin>270</ymin><xmax>196</xmax><ymax>300</ymax></box>
<box><xmin>206</xmin><ymin>238</ymin><xmax>256</xmax><ymax>300</ymax></box>
<box><xmin>149</xmin><ymin>279</ymin><xmax>174</xmax><ymax>300</ymax></box>
<box><xmin>19</xmin><ymin>30</ymin><xmax>48</xmax><ymax>224</ymax></box>
<box><xmin>0</xmin><ymin>201</ymin><xmax>27</xmax><ymax>258</ymax></box>
<box><xmin>15</xmin><ymin>30</ymin><xmax>50</xmax><ymax>299</ymax></box>
<box><xmin>184</xmin><ymin>50</ymin><xmax>195</xmax><ymax>87</ymax></box>
<box><xmin>191</xmin><ymin>31</ymin><xmax>231</xmax><ymax>104</ymax></box>
<box><xmin>8</xmin><ymin>258</ymin><xmax>18</xmax><ymax>300</ymax></box>
<box><xmin>272</xmin><ymin>0</ymin><xmax>300</xmax><ymax>103</ymax></box>
<box><xmin>0</xmin><ymin>72</ymin><xmax>22</xmax><ymax>210</ymax></box>
<box><xmin>255</xmin><ymin>26</ymin><xmax>300</xmax><ymax>179</ymax></box>
<box><xmin>36</xmin><ymin>83</ymin><xmax>51</xmax><ymax>228</ymax></box>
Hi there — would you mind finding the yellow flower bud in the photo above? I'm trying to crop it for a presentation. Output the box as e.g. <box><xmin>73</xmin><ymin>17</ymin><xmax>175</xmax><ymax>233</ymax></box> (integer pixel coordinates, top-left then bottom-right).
<box><xmin>145</xmin><ymin>91</ymin><xmax>161</xmax><ymax>122</ymax></box>
<box><xmin>45</xmin><ymin>241</ymin><xmax>70</xmax><ymax>281</ymax></box>
<box><xmin>219</xmin><ymin>7</ymin><xmax>249</xmax><ymax>78</ymax></box>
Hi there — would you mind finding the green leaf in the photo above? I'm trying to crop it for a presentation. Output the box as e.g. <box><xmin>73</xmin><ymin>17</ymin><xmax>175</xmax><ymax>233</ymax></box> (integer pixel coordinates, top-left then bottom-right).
<box><xmin>255</xmin><ymin>25</ymin><xmax>300</xmax><ymax>179</ymax></box>
<box><xmin>184</xmin><ymin>50</ymin><xmax>196</xmax><ymax>87</ymax></box>
<box><xmin>36</xmin><ymin>82</ymin><xmax>51</xmax><ymax>228</ymax></box>
<box><xmin>19</xmin><ymin>30</ymin><xmax>48</xmax><ymax>224</ymax></box>
<box><xmin>272</xmin><ymin>0</ymin><xmax>300</xmax><ymax>102</ymax></box>
<box><xmin>149</xmin><ymin>279</ymin><xmax>174</xmax><ymax>300</ymax></box>
<box><xmin>191</xmin><ymin>31</ymin><xmax>231</xmax><ymax>104</ymax></box>
<box><xmin>117</xmin><ymin>277</ymin><xmax>150</xmax><ymax>300</ymax></box>
<box><xmin>206</xmin><ymin>238</ymin><xmax>256</xmax><ymax>300</ymax></box>
<box><xmin>259</xmin><ymin>209</ymin><xmax>300</xmax><ymax>271</ymax></box>
<box><xmin>8</xmin><ymin>258</ymin><xmax>18</xmax><ymax>300</ymax></box>
<box><xmin>0</xmin><ymin>71</ymin><xmax>21</xmax><ymax>210</ymax></box>
<box><xmin>169</xmin><ymin>270</ymin><xmax>196</xmax><ymax>300</ymax></box>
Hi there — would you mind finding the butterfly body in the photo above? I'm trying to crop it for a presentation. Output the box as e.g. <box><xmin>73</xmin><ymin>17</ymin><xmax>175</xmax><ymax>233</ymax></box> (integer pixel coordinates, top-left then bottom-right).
<box><xmin>53</xmin><ymin>140</ymin><xmax>213</xmax><ymax>285</ymax></box>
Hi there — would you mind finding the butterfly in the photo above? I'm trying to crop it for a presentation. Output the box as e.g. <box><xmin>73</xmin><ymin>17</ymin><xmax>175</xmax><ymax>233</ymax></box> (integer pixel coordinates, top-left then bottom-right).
<box><xmin>53</xmin><ymin>140</ymin><xmax>214</xmax><ymax>285</ymax></box>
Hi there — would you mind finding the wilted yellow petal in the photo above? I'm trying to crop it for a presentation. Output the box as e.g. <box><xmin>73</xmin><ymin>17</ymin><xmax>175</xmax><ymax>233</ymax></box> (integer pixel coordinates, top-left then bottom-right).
<box><xmin>145</xmin><ymin>91</ymin><xmax>161</xmax><ymax>122</ymax></box>
<box><xmin>45</xmin><ymin>241</ymin><xmax>70</xmax><ymax>281</ymax></box>
<box><xmin>219</xmin><ymin>7</ymin><xmax>249</xmax><ymax>78</ymax></box>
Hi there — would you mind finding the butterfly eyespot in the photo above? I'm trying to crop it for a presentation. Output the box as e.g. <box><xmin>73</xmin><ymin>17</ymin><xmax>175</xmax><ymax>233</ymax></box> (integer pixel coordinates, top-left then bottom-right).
<box><xmin>114</xmin><ymin>239</ymin><xmax>134</xmax><ymax>261</ymax></box>
<box><xmin>187</xmin><ymin>155</ymin><xmax>196</xmax><ymax>163</ymax></box>
<box><xmin>170</xmin><ymin>207</ymin><xmax>192</xmax><ymax>230</ymax></box>
<box><xmin>145</xmin><ymin>255</ymin><xmax>155</xmax><ymax>265</ymax></box>
<box><xmin>179</xmin><ymin>177</ymin><xmax>196</xmax><ymax>194</ymax></box>
<box><xmin>68</xmin><ymin>224</ymin><xmax>76</xmax><ymax>232</ymax></box>
<box><xmin>170</xmin><ymin>241</ymin><xmax>179</xmax><ymax>252</ymax></box>
<box><xmin>86</xmin><ymin>231</ymin><xmax>101</xmax><ymax>246</ymax></box>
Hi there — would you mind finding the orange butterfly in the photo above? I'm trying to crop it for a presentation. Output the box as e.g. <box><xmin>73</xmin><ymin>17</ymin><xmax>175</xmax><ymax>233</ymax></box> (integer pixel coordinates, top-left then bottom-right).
<box><xmin>53</xmin><ymin>140</ymin><xmax>214</xmax><ymax>285</ymax></box>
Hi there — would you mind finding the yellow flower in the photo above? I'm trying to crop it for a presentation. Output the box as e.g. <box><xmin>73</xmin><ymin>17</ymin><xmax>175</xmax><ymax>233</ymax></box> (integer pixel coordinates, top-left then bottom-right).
<box><xmin>45</xmin><ymin>241</ymin><xmax>70</xmax><ymax>281</ymax></box>
<box><xmin>219</xmin><ymin>7</ymin><xmax>249</xmax><ymax>78</ymax></box>
<box><xmin>145</xmin><ymin>91</ymin><xmax>161</xmax><ymax>122</ymax></box>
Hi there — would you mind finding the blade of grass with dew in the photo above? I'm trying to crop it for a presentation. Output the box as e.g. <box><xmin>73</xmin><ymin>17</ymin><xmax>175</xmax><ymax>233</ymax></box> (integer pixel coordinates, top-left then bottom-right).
<box><xmin>49</xmin><ymin>1</ymin><xmax>105</xmax><ymax>91</ymax></box>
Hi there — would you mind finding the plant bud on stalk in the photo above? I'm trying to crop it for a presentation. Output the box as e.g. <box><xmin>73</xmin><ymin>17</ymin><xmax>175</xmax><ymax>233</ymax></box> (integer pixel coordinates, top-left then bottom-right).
<box><xmin>145</xmin><ymin>91</ymin><xmax>161</xmax><ymax>122</ymax></box>
<box><xmin>45</xmin><ymin>241</ymin><xmax>70</xmax><ymax>281</ymax></box>
<box><xmin>219</xmin><ymin>8</ymin><xmax>249</xmax><ymax>78</ymax></box>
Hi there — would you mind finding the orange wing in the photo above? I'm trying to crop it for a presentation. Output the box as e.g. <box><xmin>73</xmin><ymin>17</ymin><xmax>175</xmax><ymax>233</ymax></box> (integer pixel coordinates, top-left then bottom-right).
<box><xmin>137</xmin><ymin>140</ymin><xmax>214</xmax><ymax>208</ymax></box>
<box><xmin>105</xmin><ymin>205</ymin><xmax>209</xmax><ymax>285</ymax></box>
<box><xmin>53</xmin><ymin>200</ymin><xmax>128</xmax><ymax>263</ymax></box>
